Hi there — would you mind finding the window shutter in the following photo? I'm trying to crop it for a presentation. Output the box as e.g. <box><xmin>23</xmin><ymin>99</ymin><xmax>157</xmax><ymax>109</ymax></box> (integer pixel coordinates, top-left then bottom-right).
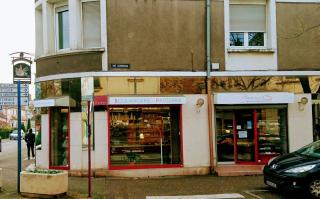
<box><xmin>230</xmin><ymin>4</ymin><xmax>266</xmax><ymax>32</ymax></box>
<box><xmin>82</xmin><ymin>1</ymin><xmax>101</xmax><ymax>48</ymax></box>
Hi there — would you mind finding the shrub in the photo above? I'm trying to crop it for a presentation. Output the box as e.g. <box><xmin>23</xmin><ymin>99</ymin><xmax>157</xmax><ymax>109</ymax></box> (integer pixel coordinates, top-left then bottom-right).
<box><xmin>0</xmin><ymin>128</ymin><xmax>13</xmax><ymax>139</ymax></box>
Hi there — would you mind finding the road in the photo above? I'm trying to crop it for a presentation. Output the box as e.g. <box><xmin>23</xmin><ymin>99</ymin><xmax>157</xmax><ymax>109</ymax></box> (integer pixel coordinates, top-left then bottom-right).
<box><xmin>0</xmin><ymin>139</ymin><xmax>307</xmax><ymax>199</ymax></box>
<box><xmin>0</xmin><ymin>139</ymin><xmax>34</xmax><ymax>193</ymax></box>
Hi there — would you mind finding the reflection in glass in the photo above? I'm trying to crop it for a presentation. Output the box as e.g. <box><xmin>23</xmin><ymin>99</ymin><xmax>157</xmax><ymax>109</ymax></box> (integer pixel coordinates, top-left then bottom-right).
<box><xmin>249</xmin><ymin>32</ymin><xmax>264</xmax><ymax>46</ymax></box>
<box><xmin>110</xmin><ymin>106</ymin><xmax>181</xmax><ymax>166</ymax></box>
<box><xmin>58</xmin><ymin>10</ymin><xmax>70</xmax><ymax>49</ymax></box>
<box><xmin>50</xmin><ymin>107</ymin><xmax>69</xmax><ymax>167</ymax></box>
<box><xmin>216</xmin><ymin>111</ymin><xmax>234</xmax><ymax>162</ymax></box>
<box><xmin>230</xmin><ymin>32</ymin><xmax>244</xmax><ymax>46</ymax></box>
<box><xmin>235</xmin><ymin>110</ymin><xmax>255</xmax><ymax>162</ymax></box>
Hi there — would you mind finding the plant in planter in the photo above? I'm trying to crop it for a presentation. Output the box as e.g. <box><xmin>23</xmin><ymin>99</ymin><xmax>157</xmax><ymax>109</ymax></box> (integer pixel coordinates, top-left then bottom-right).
<box><xmin>20</xmin><ymin>169</ymin><xmax>68</xmax><ymax>197</ymax></box>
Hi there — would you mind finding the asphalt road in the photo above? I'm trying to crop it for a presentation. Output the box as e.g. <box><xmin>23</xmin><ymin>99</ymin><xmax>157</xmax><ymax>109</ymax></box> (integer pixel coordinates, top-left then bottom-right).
<box><xmin>0</xmin><ymin>139</ymin><xmax>308</xmax><ymax>199</ymax></box>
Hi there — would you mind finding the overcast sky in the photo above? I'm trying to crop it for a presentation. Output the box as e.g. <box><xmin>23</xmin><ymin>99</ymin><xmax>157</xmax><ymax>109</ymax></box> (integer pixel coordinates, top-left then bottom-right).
<box><xmin>0</xmin><ymin>0</ymin><xmax>35</xmax><ymax>97</ymax></box>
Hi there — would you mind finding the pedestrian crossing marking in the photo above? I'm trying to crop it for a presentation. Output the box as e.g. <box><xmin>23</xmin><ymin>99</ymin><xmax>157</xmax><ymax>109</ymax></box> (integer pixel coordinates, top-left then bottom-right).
<box><xmin>146</xmin><ymin>193</ymin><xmax>245</xmax><ymax>199</ymax></box>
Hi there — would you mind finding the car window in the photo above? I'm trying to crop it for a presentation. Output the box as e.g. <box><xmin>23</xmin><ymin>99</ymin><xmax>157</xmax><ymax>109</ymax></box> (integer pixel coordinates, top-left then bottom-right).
<box><xmin>296</xmin><ymin>140</ymin><xmax>320</xmax><ymax>158</ymax></box>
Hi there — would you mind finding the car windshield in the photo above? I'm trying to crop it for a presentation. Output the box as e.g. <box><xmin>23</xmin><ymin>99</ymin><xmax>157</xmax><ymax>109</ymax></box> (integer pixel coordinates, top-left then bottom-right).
<box><xmin>295</xmin><ymin>140</ymin><xmax>320</xmax><ymax>158</ymax></box>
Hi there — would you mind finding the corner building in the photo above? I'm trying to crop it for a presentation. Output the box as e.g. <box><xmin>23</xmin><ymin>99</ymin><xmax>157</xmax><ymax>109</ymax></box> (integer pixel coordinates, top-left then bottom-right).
<box><xmin>34</xmin><ymin>0</ymin><xmax>320</xmax><ymax>177</ymax></box>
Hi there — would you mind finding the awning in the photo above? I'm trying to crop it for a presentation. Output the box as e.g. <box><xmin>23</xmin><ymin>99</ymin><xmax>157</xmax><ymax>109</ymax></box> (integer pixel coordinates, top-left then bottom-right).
<box><xmin>108</xmin><ymin>96</ymin><xmax>186</xmax><ymax>105</ymax></box>
<box><xmin>214</xmin><ymin>92</ymin><xmax>294</xmax><ymax>104</ymax></box>
<box><xmin>33</xmin><ymin>96</ymin><xmax>76</xmax><ymax>108</ymax></box>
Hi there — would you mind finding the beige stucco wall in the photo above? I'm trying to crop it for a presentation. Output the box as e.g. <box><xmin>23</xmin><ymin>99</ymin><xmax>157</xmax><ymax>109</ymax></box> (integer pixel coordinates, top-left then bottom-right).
<box><xmin>107</xmin><ymin>0</ymin><xmax>206</xmax><ymax>71</ymax></box>
<box><xmin>277</xmin><ymin>3</ymin><xmax>320</xmax><ymax>70</ymax></box>
<box><xmin>211</xmin><ymin>0</ymin><xmax>225</xmax><ymax>70</ymax></box>
<box><xmin>288</xmin><ymin>94</ymin><xmax>313</xmax><ymax>152</ymax></box>
<box><xmin>36</xmin><ymin>51</ymin><xmax>103</xmax><ymax>77</ymax></box>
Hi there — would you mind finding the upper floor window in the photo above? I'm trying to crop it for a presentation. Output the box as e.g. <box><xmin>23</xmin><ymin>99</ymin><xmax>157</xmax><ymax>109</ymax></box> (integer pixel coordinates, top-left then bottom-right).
<box><xmin>82</xmin><ymin>1</ymin><xmax>101</xmax><ymax>48</ymax></box>
<box><xmin>56</xmin><ymin>7</ymin><xmax>70</xmax><ymax>50</ymax></box>
<box><xmin>229</xmin><ymin>3</ymin><xmax>266</xmax><ymax>48</ymax></box>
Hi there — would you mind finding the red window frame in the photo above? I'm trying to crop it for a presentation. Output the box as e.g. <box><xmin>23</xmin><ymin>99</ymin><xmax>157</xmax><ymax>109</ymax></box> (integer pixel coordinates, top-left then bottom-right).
<box><xmin>108</xmin><ymin>104</ymin><xmax>184</xmax><ymax>170</ymax></box>
<box><xmin>48</xmin><ymin>107</ymin><xmax>70</xmax><ymax>170</ymax></box>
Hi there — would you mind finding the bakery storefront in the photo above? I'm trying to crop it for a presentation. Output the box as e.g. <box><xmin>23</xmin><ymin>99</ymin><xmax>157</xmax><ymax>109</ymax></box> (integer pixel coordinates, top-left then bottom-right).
<box><xmin>214</xmin><ymin>92</ymin><xmax>294</xmax><ymax>165</ymax></box>
<box><xmin>107</xmin><ymin>96</ymin><xmax>185</xmax><ymax>169</ymax></box>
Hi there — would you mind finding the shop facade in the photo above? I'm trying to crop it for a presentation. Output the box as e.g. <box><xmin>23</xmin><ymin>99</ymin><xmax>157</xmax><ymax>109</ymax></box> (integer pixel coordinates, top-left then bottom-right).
<box><xmin>34</xmin><ymin>76</ymin><xmax>212</xmax><ymax>177</ymax></box>
<box><xmin>34</xmin><ymin>75</ymin><xmax>318</xmax><ymax>177</ymax></box>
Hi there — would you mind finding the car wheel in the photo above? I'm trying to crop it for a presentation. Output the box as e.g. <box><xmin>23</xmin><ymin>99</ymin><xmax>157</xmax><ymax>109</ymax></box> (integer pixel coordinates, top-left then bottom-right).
<box><xmin>309</xmin><ymin>179</ymin><xmax>320</xmax><ymax>198</ymax></box>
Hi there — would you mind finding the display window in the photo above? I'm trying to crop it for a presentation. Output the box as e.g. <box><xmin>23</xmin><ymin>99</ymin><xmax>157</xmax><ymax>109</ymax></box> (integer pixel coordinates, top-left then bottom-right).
<box><xmin>109</xmin><ymin>105</ymin><xmax>182</xmax><ymax>169</ymax></box>
<box><xmin>49</xmin><ymin>107</ymin><xmax>70</xmax><ymax>170</ymax></box>
<box><xmin>216</xmin><ymin>106</ymin><xmax>288</xmax><ymax>164</ymax></box>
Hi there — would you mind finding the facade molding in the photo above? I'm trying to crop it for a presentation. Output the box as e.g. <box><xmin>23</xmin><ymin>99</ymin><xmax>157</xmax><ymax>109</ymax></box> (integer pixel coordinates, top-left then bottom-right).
<box><xmin>35</xmin><ymin>48</ymin><xmax>105</xmax><ymax>61</ymax></box>
<box><xmin>35</xmin><ymin>71</ymin><xmax>320</xmax><ymax>82</ymax></box>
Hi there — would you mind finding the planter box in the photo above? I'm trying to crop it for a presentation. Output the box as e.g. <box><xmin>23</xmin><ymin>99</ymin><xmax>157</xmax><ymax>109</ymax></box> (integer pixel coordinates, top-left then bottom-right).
<box><xmin>20</xmin><ymin>170</ymin><xmax>68</xmax><ymax>197</ymax></box>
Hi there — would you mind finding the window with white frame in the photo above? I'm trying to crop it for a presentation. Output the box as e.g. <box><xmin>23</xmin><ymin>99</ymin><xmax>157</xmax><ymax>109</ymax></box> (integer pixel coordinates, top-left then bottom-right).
<box><xmin>82</xmin><ymin>0</ymin><xmax>101</xmax><ymax>48</ymax></box>
<box><xmin>229</xmin><ymin>3</ymin><xmax>266</xmax><ymax>48</ymax></box>
<box><xmin>56</xmin><ymin>6</ymin><xmax>70</xmax><ymax>50</ymax></box>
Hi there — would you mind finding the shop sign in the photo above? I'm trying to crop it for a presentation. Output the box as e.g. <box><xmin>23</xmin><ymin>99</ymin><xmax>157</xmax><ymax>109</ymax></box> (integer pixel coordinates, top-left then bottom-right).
<box><xmin>13</xmin><ymin>63</ymin><xmax>31</xmax><ymax>84</ymax></box>
<box><xmin>33</xmin><ymin>99</ymin><xmax>55</xmax><ymax>107</ymax></box>
<box><xmin>108</xmin><ymin>96</ymin><xmax>186</xmax><ymax>105</ymax></box>
<box><xmin>214</xmin><ymin>92</ymin><xmax>294</xmax><ymax>104</ymax></box>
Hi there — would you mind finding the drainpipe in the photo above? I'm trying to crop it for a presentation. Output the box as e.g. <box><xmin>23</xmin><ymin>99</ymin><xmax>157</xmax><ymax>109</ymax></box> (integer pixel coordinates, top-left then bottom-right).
<box><xmin>206</xmin><ymin>0</ymin><xmax>214</xmax><ymax>174</ymax></box>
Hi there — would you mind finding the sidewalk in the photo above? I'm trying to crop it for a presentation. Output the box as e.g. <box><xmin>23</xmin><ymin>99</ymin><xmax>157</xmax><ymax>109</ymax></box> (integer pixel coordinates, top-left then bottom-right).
<box><xmin>0</xmin><ymin>172</ymin><xmax>267</xmax><ymax>199</ymax></box>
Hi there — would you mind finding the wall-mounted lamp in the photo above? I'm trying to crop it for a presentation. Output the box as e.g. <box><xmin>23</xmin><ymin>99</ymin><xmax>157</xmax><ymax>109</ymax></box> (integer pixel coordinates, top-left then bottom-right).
<box><xmin>196</xmin><ymin>98</ymin><xmax>205</xmax><ymax>112</ymax></box>
<box><xmin>298</xmin><ymin>96</ymin><xmax>309</xmax><ymax>111</ymax></box>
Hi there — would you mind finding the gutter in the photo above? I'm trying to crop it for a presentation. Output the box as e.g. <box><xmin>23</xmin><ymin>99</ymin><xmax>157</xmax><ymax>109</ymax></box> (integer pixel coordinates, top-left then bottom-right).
<box><xmin>206</xmin><ymin>0</ymin><xmax>214</xmax><ymax>174</ymax></box>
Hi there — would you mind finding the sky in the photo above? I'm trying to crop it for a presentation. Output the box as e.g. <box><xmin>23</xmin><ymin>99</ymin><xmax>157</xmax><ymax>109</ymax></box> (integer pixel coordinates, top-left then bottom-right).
<box><xmin>0</xmin><ymin>0</ymin><xmax>35</xmax><ymax>97</ymax></box>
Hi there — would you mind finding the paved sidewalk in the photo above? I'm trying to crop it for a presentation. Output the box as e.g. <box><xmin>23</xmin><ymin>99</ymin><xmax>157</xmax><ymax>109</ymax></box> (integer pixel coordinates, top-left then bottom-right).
<box><xmin>0</xmin><ymin>140</ymin><xmax>295</xmax><ymax>199</ymax></box>
<box><xmin>1</xmin><ymin>173</ymin><xmax>268</xmax><ymax>199</ymax></box>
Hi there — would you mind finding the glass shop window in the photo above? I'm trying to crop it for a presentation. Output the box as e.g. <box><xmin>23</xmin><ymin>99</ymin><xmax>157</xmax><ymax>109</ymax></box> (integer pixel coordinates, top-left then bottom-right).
<box><xmin>109</xmin><ymin>106</ymin><xmax>181</xmax><ymax>167</ymax></box>
<box><xmin>257</xmin><ymin>108</ymin><xmax>288</xmax><ymax>157</ymax></box>
<box><xmin>50</xmin><ymin>107</ymin><xmax>69</xmax><ymax>168</ymax></box>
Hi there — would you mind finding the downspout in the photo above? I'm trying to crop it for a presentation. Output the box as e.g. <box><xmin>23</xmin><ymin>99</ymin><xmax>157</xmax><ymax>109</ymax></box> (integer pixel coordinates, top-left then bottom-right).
<box><xmin>206</xmin><ymin>0</ymin><xmax>214</xmax><ymax>174</ymax></box>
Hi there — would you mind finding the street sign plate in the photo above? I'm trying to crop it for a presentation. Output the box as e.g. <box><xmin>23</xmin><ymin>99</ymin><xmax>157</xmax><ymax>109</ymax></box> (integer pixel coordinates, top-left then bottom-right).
<box><xmin>0</xmin><ymin>84</ymin><xmax>28</xmax><ymax>93</ymax></box>
<box><xmin>0</xmin><ymin>97</ymin><xmax>29</xmax><ymax>106</ymax></box>
<box><xmin>0</xmin><ymin>92</ymin><xmax>29</xmax><ymax>97</ymax></box>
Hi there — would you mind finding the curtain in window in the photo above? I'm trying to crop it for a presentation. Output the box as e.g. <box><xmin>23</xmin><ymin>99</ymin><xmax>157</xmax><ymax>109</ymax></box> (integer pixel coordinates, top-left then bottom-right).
<box><xmin>82</xmin><ymin>1</ymin><xmax>101</xmax><ymax>48</ymax></box>
<box><xmin>230</xmin><ymin>4</ymin><xmax>266</xmax><ymax>32</ymax></box>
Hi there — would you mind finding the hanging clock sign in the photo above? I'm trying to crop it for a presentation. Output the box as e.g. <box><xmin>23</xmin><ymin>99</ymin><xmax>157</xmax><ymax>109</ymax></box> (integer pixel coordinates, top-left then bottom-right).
<box><xmin>13</xmin><ymin>63</ymin><xmax>31</xmax><ymax>84</ymax></box>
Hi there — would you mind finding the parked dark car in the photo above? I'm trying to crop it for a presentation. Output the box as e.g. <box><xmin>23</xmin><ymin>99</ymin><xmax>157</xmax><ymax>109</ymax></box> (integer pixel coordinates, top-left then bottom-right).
<box><xmin>264</xmin><ymin>140</ymin><xmax>320</xmax><ymax>198</ymax></box>
<box><xmin>9</xmin><ymin>130</ymin><xmax>25</xmax><ymax>140</ymax></box>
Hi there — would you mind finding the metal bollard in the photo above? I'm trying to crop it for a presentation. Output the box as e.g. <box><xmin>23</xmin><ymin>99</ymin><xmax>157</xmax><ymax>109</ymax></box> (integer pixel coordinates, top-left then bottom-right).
<box><xmin>0</xmin><ymin>137</ymin><xmax>2</xmax><ymax>152</ymax></box>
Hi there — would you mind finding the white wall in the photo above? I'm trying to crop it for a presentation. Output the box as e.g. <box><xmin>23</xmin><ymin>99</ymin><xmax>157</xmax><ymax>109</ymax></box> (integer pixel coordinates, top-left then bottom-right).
<box><xmin>36</xmin><ymin>114</ymin><xmax>49</xmax><ymax>169</ymax></box>
<box><xmin>69</xmin><ymin>112</ymin><xmax>108</xmax><ymax>170</ymax></box>
<box><xmin>227</xmin><ymin>53</ymin><xmax>277</xmax><ymax>70</ymax></box>
<box><xmin>70</xmin><ymin>113</ymin><xmax>82</xmax><ymax>170</ymax></box>
<box><xmin>182</xmin><ymin>95</ymin><xmax>210</xmax><ymax>167</ymax></box>
<box><xmin>94</xmin><ymin>112</ymin><xmax>108</xmax><ymax>169</ymax></box>
<box><xmin>288</xmin><ymin>94</ymin><xmax>313</xmax><ymax>152</ymax></box>
<box><xmin>224</xmin><ymin>0</ymin><xmax>278</xmax><ymax>71</ymax></box>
